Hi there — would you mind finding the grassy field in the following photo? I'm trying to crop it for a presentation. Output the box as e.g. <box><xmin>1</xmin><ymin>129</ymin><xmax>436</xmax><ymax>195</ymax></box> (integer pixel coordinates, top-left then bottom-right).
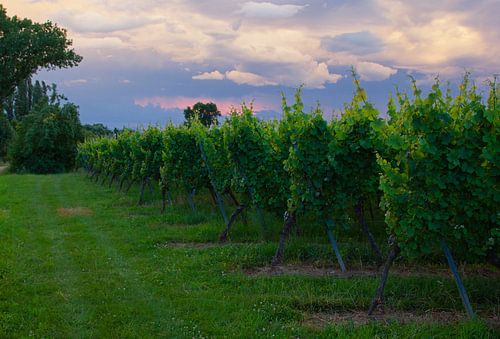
<box><xmin>0</xmin><ymin>172</ymin><xmax>498</xmax><ymax>337</ymax></box>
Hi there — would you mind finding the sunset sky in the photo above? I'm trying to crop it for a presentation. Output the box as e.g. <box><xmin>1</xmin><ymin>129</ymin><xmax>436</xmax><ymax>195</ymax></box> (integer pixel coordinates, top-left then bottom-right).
<box><xmin>4</xmin><ymin>0</ymin><xmax>499</xmax><ymax>127</ymax></box>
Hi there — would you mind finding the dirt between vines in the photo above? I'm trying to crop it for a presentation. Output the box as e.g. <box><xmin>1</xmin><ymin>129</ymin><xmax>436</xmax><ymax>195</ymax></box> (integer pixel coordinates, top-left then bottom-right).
<box><xmin>154</xmin><ymin>242</ymin><xmax>499</xmax><ymax>278</ymax></box>
<box><xmin>244</xmin><ymin>264</ymin><xmax>500</xmax><ymax>279</ymax></box>
<box><xmin>302</xmin><ymin>310</ymin><xmax>500</xmax><ymax>328</ymax></box>
<box><xmin>156</xmin><ymin>241</ymin><xmax>252</xmax><ymax>249</ymax></box>
<box><xmin>157</xmin><ymin>241</ymin><xmax>220</xmax><ymax>249</ymax></box>
<box><xmin>57</xmin><ymin>207</ymin><xmax>93</xmax><ymax>217</ymax></box>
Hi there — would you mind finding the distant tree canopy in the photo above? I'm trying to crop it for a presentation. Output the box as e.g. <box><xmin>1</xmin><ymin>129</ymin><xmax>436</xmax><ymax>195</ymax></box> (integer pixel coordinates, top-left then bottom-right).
<box><xmin>184</xmin><ymin>102</ymin><xmax>221</xmax><ymax>127</ymax></box>
<box><xmin>9</xmin><ymin>102</ymin><xmax>83</xmax><ymax>173</ymax></box>
<box><xmin>0</xmin><ymin>5</ymin><xmax>82</xmax><ymax>102</ymax></box>
<box><xmin>2</xmin><ymin>77</ymin><xmax>65</xmax><ymax>121</ymax></box>
<box><xmin>82</xmin><ymin>123</ymin><xmax>114</xmax><ymax>140</ymax></box>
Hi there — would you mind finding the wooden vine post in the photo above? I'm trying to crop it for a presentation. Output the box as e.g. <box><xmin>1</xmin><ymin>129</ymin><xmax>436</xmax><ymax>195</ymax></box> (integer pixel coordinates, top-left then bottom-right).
<box><xmin>440</xmin><ymin>240</ymin><xmax>475</xmax><ymax>318</ymax></box>
<box><xmin>325</xmin><ymin>219</ymin><xmax>346</xmax><ymax>272</ymax></box>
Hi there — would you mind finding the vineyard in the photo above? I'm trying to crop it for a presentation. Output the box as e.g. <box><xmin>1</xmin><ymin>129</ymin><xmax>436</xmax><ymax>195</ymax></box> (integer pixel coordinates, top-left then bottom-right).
<box><xmin>77</xmin><ymin>76</ymin><xmax>499</xmax><ymax>319</ymax></box>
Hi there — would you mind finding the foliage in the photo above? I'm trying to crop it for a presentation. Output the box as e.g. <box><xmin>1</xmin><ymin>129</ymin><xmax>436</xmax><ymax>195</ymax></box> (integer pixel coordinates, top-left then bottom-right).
<box><xmin>9</xmin><ymin>102</ymin><xmax>83</xmax><ymax>173</ymax></box>
<box><xmin>222</xmin><ymin>105</ymin><xmax>287</xmax><ymax>213</ymax></box>
<box><xmin>137</xmin><ymin>127</ymin><xmax>164</xmax><ymax>182</ymax></box>
<box><xmin>160</xmin><ymin>124</ymin><xmax>209</xmax><ymax>193</ymax></box>
<box><xmin>0</xmin><ymin>112</ymin><xmax>13</xmax><ymax>161</ymax></box>
<box><xmin>0</xmin><ymin>5</ymin><xmax>82</xmax><ymax>101</ymax></box>
<box><xmin>378</xmin><ymin>76</ymin><xmax>499</xmax><ymax>259</ymax></box>
<box><xmin>189</xmin><ymin>119</ymin><xmax>233</xmax><ymax>194</ymax></box>
<box><xmin>77</xmin><ymin>74</ymin><xmax>499</xmax><ymax>263</ymax></box>
<box><xmin>77</xmin><ymin>130</ymin><xmax>137</xmax><ymax>183</ymax></box>
<box><xmin>184</xmin><ymin>102</ymin><xmax>221</xmax><ymax>127</ymax></box>
<box><xmin>327</xmin><ymin>74</ymin><xmax>387</xmax><ymax>228</ymax></box>
<box><xmin>81</xmin><ymin>123</ymin><xmax>114</xmax><ymax>140</ymax></box>
<box><xmin>281</xmin><ymin>93</ymin><xmax>334</xmax><ymax>219</ymax></box>
<box><xmin>95</xmin><ymin>137</ymin><xmax>114</xmax><ymax>177</ymax></box>
<box><xmin>2</xmin><ymin>77</ymin><xmax>66</xmax><ymax>120</ymax></box>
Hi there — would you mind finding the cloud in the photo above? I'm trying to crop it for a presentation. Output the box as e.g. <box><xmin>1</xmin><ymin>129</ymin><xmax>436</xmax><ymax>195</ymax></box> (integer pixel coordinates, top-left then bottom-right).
<box><xmin>192</xmin><ymin>62</ymin><xmax>342</xmax><ymax>88</ymax></box>
<box><xmin>215</xmin><ymin>27</ymin><xmax>342</xmax><ymax>87</ymax></box>
<box><xmin>64</xmin><ymin>79</ymin><xmax>88</xmax><ymax>86</ymax></box>
<box><xmin>5</xmin><ymin>0</ymin><xmax>499</xmax><ymax>80</ymax></box>
<box><xmin>134</xmin><ymin>96</ymin><xmax>276</xmax><ymax>114</ymax></box>
<box><xmin>74</xmin><ymin>36</ymin><xmax>128</xmax><ymax>50</ymax></box>
<box><xmin>54</xmin><ymin>10</ymin><xmax>158</xmax><ymax>33</ymax></box>
<box><xmin>237</xmin><ymin>2</ymin><xmax>307</xmax><ymax>18</ymax></box>
<box><xmin>231</xmin><ymin>19</ymin><xmax>243</xmax><ymax>31</ymax></box>
<box><xmin>372</xmin><ymin>1</ymin><xmax>495</xmax><ymax>75</ymax></box>
<box><xmin>240</xmin><ymin>61</ymin><xmax>342</xmax><ymax>88</ymax></box>
<box><xmin>5</xmin><ymin>0</ymin><xmax>499</xmax><ymax>126</ymax></box>
<box><xmin>321</xmin><ymin>31</ymin><xmax>383</xmax><ymax>55</ymax></box>
<box><xmin>299</xmin><ymin>62</ymin><xmax>343</xmax><ymax>88</ymax></box>
<box><xmin>191</xmin><ymin>69</ymin><xmax>278</xmax><ymax>86</ymax></box>
<box><xmin>355</xmin><ymin>61</ymin><xmax>397</xmax><ymax>81</ymax></box>
<box><xmin>225</xmin><ymin>70</ymin><xmax>277</xmax><ymax>86</ymax></box>
<box><xmin>192</xmin><ymin>71</ymin><xmax>225</xmax><ymax>80</ymax></box>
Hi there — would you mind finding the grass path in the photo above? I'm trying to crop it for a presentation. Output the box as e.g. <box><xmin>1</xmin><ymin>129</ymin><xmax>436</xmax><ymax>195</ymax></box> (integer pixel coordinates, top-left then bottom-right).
<box><xmin>0</xmin><ymin>173</ymin><xmax>498</xmax><ymax>337</ymax></box>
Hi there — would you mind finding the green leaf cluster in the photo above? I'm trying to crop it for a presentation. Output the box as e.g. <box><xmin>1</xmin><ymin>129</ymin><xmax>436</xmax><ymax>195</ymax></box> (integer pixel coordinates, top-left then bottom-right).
<box><xmin>222</xmin><ymin>104</ymin><xmax>287</xmax><ymax>214</ymax></box>
<box><xmin>378</xmin><ymin>76</ymin><xmax>499</xmax><ymax>258</ymax></box>
<box><xmin>161</xmin><ymin>124</ymin><xmax>208</xmax><ymax>193</ymax></box>
<box><xmin>0</xmin><ymin>5</ymin><xmax>82</xmax><ymax>101</ymax></box>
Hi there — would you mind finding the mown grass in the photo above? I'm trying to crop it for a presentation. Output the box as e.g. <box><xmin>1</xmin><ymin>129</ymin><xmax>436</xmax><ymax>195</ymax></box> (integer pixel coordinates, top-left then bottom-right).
<box><xmin>0</xmin><ymin>172</ymin><xmax>498</xmax><ymax>337</ymax></box>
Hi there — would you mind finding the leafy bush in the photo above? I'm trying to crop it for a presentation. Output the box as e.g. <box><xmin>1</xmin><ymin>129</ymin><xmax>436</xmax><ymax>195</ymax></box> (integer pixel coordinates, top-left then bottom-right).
<box><xmin>161</xmin><ymin>124</ymin><xmax>208</xmax><ymax>194</ymax></box>
<box><xmin>0</xmin><ymin>113</ymin><xmax>14</xmax><ymax>162</ymax></box>
<box><xmin>222</xmin><ymin>105</ymin><xmax>287</xmax><ymax>214</ymax></box>
<box><xmin>82</xmin><ymin>123</ymin><xmax>114</xmax><ymax>139</ymax></box>
<box><xmin>9</xmin><ymin>103</ymin><xmax>83</xmax><ymax>173</ymax></box>
<box><xmin>378</xmin><ymin>77</ymin><xmax>499</xmax><ymax>260</ymax></box>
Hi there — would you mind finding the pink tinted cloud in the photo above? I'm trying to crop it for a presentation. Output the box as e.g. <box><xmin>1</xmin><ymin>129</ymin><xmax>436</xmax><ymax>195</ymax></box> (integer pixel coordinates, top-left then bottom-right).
<box><xmin>134</xmin><ymin>96</ymin><xmax>277</xmax><ymax>115</ymax></box>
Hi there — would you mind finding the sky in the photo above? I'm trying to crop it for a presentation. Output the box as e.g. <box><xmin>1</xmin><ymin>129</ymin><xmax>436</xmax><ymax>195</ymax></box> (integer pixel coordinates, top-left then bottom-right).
<box><xmin>4</xmin><ymin>0</ymin><xmax>500</xmax><ymax>128</ymax></box>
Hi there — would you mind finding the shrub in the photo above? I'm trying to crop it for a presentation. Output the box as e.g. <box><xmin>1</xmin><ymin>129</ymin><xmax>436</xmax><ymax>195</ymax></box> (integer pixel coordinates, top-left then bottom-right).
<box><xmin>9</xmin><ymin>103</ymin><xmax>83</xmax><ymax>173</ymax></box>
<box><xmin>0</xmin><ymin>113</ymin><xmax>14</xmax><ymax>162</ymax></box>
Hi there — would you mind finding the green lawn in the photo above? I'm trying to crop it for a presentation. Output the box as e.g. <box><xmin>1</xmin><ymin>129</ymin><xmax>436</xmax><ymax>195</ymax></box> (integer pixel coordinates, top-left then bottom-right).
<box><xmin>0</xmin><ymin>173</ymin><xmax>498</xmax><ymax>337</ymax></box>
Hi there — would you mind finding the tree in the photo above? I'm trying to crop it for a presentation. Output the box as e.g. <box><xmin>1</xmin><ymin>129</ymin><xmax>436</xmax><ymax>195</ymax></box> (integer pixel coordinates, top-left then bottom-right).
<box><xmin>13</xmin><ymin>78</ymin><xmax>30</xmax><ymax>119</ymax></box>
<box><xmin>82</xmin><ymin>123</ymin><xmax>114</xmax><ymax>140</ymax></box>
<box><xmin>2</xmin><ymin>78</ymin><xmax>65</xmax><ymax>120</ymax></box>
<box><xmin>0</xmin><ymin>113</ymin><xmax>13</xmax><ymax>161</ymax></box>
<box><xmin>9</xmin><ymin>102</ymin><xmax>83</xmax><ymax>173</ymax></box>
<box><xmin>184</xmin><ymin>102</ymin><xmax>221</xmax><ymax>127</ymax></box>
<box><xmin>0</xmin><ymin>5</ymin><xmax>82</xmax><ymax>101</ymax></box>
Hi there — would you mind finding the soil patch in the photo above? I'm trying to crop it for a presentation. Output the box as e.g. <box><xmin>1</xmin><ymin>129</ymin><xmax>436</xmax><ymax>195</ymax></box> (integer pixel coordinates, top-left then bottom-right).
<box><xmin>157</xmin><ymin>241</ymin><xmax>220</xmax><ymax>249</ymax></box>
<box><xmin>156</xmin><ymin>241</ymin><xmax>251</xmax><ymax>249</ymax></box>
<box><xmin>0</xmin><ymin>165</ymin><xmax>8</xmax><ymax>174</ymax></box>
<box><xmin>303</xmin><ymin>310</ymin><xmax>499</xmax><ymax>328</ymax></box>
<box><xmin>57</xmin><ymin>207</ymin><xmax>93</xmax><ymax>217</ymax></box>
<box><xmin>245</xmin><ymin>265</ymin><xmax>378</xmax><ymax>278</ymax></box>
<box><xmin>244</xmin><ymin>264</ymin><xmax>500</xmax><ymax>279</ymax></box>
